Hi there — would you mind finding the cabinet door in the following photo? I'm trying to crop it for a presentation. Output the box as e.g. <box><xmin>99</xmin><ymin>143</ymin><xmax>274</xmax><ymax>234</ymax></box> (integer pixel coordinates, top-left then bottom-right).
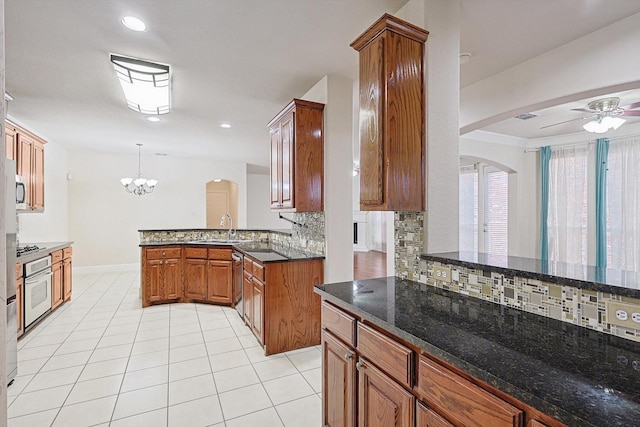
<box><xmin>17</xmin><ymin>133</ymin><xmax>33</xmax><ymax>207</ymax></box>
<box><xmin>416</xmin><ymin>402</ymin><xmax>453</xmax><ymax>427</ymax></box>
<box><xmin>51</xmin><ymin>262</ymin><xmax>63</xmax><ymax>309</ymax></box>
<box><xmin>207</xmin><ymin>259</ymin><xmax>233</xmax><ymax>304</ymax></box>
<box><xmin>184</xmin><ymin>258</ymin><xmax>207</xmax><ymax>300</ymax></box>
<box><xmin>252</xmin><ymin>278</ymin><xmax>264</xmax><ymax>344</ymax></box>
<box><xmin>280</xmin><ymin>111</ymin><xmax>294</xmax><ymax>209</ymax></box>
<box><xmin>32</xmin><ymin>140</ymin><xmax>45</xmax><ymax>210</ymax></box>
<box><xmin>6</xmin><ymin>124</ymin><xmax>17</xmax><ymax>160</ymax></box>
<box><xmin>243</xmin><ymin>271</ymin><xmax>253</xmax><ymax>326</ymax></box>
<box><xmin>270</xmin><ymin>127</ymin><xmax>281</xmax><ymax>208</ymax></box>
<box><xmin>145</xmin><ymin>259</ymin><xmax>163</xmax><ymax>305</ymax></box>
<box><xmin>358</xmin><ymin>358</ymin><xmax>414</xmax><ymax>427</ymax></box>
<box><xmin>63</xmin><ymin>257</ymin><xmax>72</xmax><ymax>301</ymax></box>
<box><xmin>163</xmin><ymin>258</ymin><xmax>182</xmax><ymax>300</ymax></box>
<box><xmin>322</xmin><ymin>330</ymin><xmax>356</xmax><ymax>427</ymax></box>
<box><xmin>16</xmin><ymin>277</ymin><xmax>23</xmax><ymax>336</ymax></box>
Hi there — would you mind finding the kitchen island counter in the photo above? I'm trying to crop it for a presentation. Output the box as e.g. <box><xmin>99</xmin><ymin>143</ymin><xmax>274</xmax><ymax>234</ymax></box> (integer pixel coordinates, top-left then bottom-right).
<box><xmin>315</xmin><ymin>277</ymin><xmax>640</xmax><ymax>427</ymax></box>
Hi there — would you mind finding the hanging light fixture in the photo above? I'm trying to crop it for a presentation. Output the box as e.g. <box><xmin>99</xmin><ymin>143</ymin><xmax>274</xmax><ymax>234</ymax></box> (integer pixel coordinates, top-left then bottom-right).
<box><xmin>110</xmin><ymin>54</ymin><xmax>171</xmax><ymax>115</ymax></box>
<box><xmin>121</xmin><ymin>144</ymin><xmax>158</xmax><ymax>195</ymax></box>
<box><xmin>582</xmin><ymin>114</ymin><xmax>627</xmax><ymax>133</ymax></box>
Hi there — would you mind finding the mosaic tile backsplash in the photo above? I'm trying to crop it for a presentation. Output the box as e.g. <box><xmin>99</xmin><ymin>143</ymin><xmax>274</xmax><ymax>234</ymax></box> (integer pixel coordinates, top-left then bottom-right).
<box><xmin>394</xmin><ymin>211</ymin><xmax>640</xmax><ymax>343</ymax></box>
<box><xmin>139</xmin><ymin>212</ymin><xmax>325</xmax><ymax>256</ymax></box>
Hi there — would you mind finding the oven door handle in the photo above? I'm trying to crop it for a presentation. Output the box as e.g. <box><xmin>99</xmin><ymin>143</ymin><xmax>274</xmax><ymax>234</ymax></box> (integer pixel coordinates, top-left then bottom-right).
<box><xmin>25</xmin><ymin>268</ymin><xmax>53</xmax><ymax>284</ymax></box>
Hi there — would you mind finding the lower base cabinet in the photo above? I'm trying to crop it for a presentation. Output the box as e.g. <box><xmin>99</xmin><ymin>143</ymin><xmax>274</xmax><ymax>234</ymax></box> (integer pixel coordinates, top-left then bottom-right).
<box><xmin>51</xmin><ymin>261</ymin><xmax>63</xmax><ymax>310</ymax></box>
<box><xmin>321</xmin><ymin>300</ymin><xmax>563</xmax><ymax>427</ymax></box>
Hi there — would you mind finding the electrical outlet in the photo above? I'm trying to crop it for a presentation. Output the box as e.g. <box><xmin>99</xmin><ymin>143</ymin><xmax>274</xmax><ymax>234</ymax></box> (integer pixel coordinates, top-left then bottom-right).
<box><xmin>606</xmin><ymin>302</ymin><xmax>640</xmax><ymax>329</ymax></box>
<box><xmin>433</xmin><ymin>266</ymin><xmax>451</xmax><ymax>283</ymax></box>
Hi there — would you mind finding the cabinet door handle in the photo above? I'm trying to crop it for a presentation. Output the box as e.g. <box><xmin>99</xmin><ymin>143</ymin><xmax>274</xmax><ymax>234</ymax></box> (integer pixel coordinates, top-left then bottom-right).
<box><xmin>355</xmin><ymin>360</ymin><xmax>364</xmax><ymax>371</ymax></box>
<box><xmin>344</xmin><ymin>353</ymin><xmax>352</xmax><ymax>361</ymax></box>
<box><xmin>162</xmin><ymin>251</ymin><xmax>166</xmax><ymax>256</ymax></box>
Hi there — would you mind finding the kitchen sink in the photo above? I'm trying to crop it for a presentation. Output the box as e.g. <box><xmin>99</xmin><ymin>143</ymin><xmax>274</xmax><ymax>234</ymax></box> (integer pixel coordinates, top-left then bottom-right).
<box><xmin>191</xmin><ymin>239</ymin><xmax>253</xmax><ymax>244</ymax></box>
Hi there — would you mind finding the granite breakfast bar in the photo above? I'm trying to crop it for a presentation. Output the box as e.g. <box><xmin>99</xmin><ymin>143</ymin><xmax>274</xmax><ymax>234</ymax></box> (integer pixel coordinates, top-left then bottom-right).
<box><xmin>315</xmin><ymin>253</ymin><xmax>640</xmax><ymax>427</ymax></box>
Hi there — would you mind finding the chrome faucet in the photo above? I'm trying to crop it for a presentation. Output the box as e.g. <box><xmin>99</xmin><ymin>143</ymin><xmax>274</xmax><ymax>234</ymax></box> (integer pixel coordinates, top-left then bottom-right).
<box><xmin>220</xmin><ymin>214</ymin><xmax>236</xmax><ymax>241</ymax></box>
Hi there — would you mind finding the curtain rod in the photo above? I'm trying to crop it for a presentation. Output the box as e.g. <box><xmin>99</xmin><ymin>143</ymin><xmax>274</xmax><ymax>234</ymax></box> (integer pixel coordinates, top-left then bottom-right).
<box><xmin>524</xmin><ymin>134</ymin><xmax>640</xmax><ymax>153</ymax></box>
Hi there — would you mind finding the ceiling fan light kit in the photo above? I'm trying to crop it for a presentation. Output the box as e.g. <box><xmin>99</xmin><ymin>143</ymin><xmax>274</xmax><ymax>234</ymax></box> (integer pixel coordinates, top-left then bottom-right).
<box><xmin>583</xmin><ymin>115</ymin><xmax>626</xmax><ymax>134</ymax></box>
<box><xmin>541</xmin><ymin>96</ymin><xmax>640</xmax><ymax>133</ymax></box>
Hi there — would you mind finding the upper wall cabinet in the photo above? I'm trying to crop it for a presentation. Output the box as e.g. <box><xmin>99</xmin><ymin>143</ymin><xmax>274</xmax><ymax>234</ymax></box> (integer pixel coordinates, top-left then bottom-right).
<box><xmin>351</xmin><ymin>14</ymin><xmax>428</xmax><ymax>211</ymax></box>
<box><xmin>268</xmin><ymin>99</ymin><xmax>325</xmax><ymax>212</ymax></box>
<box><xmin>6</xmin><ymin>120</ymin><xmax>47</xmax><ymax>211</ymax></box>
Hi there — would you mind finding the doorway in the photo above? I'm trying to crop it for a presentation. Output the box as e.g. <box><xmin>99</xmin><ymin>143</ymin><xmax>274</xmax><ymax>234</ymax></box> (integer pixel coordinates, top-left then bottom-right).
<box><xmin>206</xmin><ymin>180</ymin><xmax>238</xmax><ymax>229</ymax></box>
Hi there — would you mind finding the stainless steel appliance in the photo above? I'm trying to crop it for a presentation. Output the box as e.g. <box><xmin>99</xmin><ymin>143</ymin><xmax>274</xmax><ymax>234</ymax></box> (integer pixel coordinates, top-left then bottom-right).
<box><xmin>6</xmin><ymin>159</ymin><xmax>17</xmax><ymax>385</ymax></box>
<box><xmin>24</xmin><ymin>255</ymin><xmax>52</xmax><ymax>330</ymax></box>
<box><xmin>232</xmin><ymin>251</ymin><xmax>243</xmax><ymax>318</ymax></box>
<box><xmin>15</xmin><ymin>174</ymin><xmax>26</xmax><ymax>210</ymax></box>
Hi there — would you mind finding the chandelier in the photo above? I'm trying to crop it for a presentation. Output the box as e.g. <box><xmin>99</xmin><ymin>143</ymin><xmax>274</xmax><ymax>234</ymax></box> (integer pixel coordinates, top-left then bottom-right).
<box><xmin>120</xmin><ymin>144</ymin><xmax>158</xmax><ymax>196</ymax></box>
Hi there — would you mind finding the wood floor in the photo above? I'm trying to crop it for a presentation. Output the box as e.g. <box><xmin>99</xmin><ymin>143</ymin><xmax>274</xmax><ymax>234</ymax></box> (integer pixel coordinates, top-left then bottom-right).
<box><xmin>354</xmin><ymin>250</ymin><xmax>387</xmax><ymax>280</ymax></box>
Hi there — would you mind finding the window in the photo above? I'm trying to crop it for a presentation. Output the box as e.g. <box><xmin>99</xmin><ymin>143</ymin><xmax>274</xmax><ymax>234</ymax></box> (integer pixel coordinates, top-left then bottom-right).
<box><xmin>459</xmin><ymin>164</ymin><xmax>508</xmax><ymax>255</ymax></box>
<box><xmin>547</xmin><ymin>146</ymin><xmax>591</xmax><ymax>266</ymax></box>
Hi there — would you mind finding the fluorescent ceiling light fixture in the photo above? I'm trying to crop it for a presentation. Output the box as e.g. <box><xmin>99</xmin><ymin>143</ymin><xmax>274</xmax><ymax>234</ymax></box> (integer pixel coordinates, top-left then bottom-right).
<box><xmin>110</xmin><ymin>54</ymin><xmax>171</xmax><ymax>115</ymax></box>
<box><xmin>147</xmin><ymin>116</ymin><xmax>160</xmax><ymax>122</ymax></box>
<box><xmin>220</xmin><ymin>123</ymin><xmax>231</xmax><ymax>128</ymax></box>
<box><xmin>122</xmin><ymin>16</ymin><xmax>146</xmax><ymax>32</ymax></box>
<box><xmin>582</xmin><ymin>115</ymin><xmax>626</xmax><ymax>134</ymax></box>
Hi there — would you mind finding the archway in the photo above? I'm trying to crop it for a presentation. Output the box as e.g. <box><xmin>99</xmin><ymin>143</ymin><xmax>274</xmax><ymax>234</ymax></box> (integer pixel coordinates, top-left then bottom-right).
<box><xmin>206</xmin><ymin>180</ymin><xmax>238</xmax><ymax>229</ymax></box>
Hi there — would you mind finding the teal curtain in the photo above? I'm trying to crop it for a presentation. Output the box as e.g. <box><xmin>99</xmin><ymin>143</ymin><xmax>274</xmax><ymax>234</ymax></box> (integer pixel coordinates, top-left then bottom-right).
<box><xmin>539</xmin><ymin>146</ymin><xmax>551</xmax><ymax>260</ymax></box>
<box><xmin>595</xmin><ymin>138</ymin><xmax>609</xmax><ymax>268</ymax></box>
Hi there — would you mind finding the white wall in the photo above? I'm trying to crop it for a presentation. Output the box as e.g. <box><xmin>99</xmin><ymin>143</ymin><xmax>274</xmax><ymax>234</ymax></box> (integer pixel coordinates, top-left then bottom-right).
<box><xmin>397</xmin><ymin>0</ymin><xmax>461</xmax><ymax>254</ymax></box>
<box><xmin>461</xmin><ymin>12</ymin><xmax>640</xmax><ymax>133</ymax></box>
<box><xmin>246</xmin><ymin>173</ymin><xmax>287</xmax><ymax>230</ymax></box>
<box><xmin>67</xmin><ymin>148</ymin><xmax>248</xmax><ymax>268</ymax></box>
<box><xmin>18</xmin><ymin>140</ymin><xmax>69</xmax><ymax>243</ymax></box>
<box><xmin>303</xmin><ymin>75</ymin><xmax>354</xmax><ymax>283</ymax></box>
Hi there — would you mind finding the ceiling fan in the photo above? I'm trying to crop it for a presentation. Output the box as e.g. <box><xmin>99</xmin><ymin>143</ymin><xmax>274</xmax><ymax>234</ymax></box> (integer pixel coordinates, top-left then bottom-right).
<box><xmin>541</xmin><ymin>97</ymin><xmax>640</xmax><ymax>133</ymax></box>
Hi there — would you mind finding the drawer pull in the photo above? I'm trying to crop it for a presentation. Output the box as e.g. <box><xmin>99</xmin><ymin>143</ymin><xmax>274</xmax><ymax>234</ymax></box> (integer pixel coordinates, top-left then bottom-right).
<box><xmin>344</xmin><ymin>353</ymin><xmax>353</xmax><ymax>361</ymax></box>
<box><xmin>356</xmin><ymin>360</ymin><xmax>365</xmax><ymax>371</ymax></box>
<box><xmin>162</xmin><ymin>251</ymin><xmax>166</xmax><ymax>256</ymax></box>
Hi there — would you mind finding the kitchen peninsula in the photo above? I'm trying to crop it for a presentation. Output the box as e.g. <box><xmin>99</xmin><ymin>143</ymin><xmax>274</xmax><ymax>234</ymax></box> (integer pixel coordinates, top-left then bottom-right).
<box><xmin>315</xmin><ymin>253</ymin><xmax>640</xmax><ymax>427</ymax></box>
<box><xmin>139</xmin><ymin>228</ymin><xmax>324</xmax><ymax>355</ymax></box>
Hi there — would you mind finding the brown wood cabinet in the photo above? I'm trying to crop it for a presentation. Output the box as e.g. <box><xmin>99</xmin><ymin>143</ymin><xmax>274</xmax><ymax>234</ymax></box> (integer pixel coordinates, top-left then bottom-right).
<box><xmin>322</xmin><ymin>329</ymin><xmax>356</xmax><ymax>427</ymax></box>
<box><xmin>351</xmin><ymin>14</ymin><xmax>428</xmax><ymax>211</ymax></box>
<box><xmin>184</xmin><ymin>258</ymin><xmax>207</xmax><ymax>300</ymax></box>
<box><xmin>321</xmin><ymin>301</ymin><xmax>563</xmax><ymax>427</ymax></box>
<box><xmin>142</xmin><ymin>247</ymin><xmax>182</xmax><ymax>307</ymax></box>
<box><xmin>7</xmin><ymin>121</ymin><xmax>46</xmax><ymax>211</ymax></box>
<box><xmin>5</xmin><ymin>122</ymin><xmax>17</xmax><ymax>161</ymax></box>
<box><xmin>51</xmin><ymin>257</ymin><xmax>63</xmax><ymax>310</ymax></box>
<box><xmin>268</xmin><ymin>99</ymin><xmax>324</xmax><ymax>212</ymax></box>
<box><xmin>243</xmin><ymin>254</ymin><xmax>323</xmax><ymax>355</ymax></box>
<box><xmin>207</xmin><ymin>259</ymin><xmax>233</xmax><ymax>304</ymax></box>
<box><xmin>182</xmin><ymin>247</ymin><xmax>233</xmax><ymax>304</ymax></box>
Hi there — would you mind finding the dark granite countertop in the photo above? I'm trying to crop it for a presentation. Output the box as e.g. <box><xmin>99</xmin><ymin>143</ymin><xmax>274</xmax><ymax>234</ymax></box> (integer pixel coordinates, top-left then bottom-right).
<box><xmin>139</xmin><ymin>240</ymin><xmax>324</xmax><ymax>263</ymax></box>
<box><xmin>17</xmin><ymin>241</ymin><xmax>74</xmax><ymax>264</ymax></box>
<box><xmin>315</xmin><ymin>277</ymin><xmax>640</xmax><ymax>427</ymax></box>
<box><xmin>423</xmin><ymin>252</ymin><xmax>640</xmax><ymax>298</ymax></box>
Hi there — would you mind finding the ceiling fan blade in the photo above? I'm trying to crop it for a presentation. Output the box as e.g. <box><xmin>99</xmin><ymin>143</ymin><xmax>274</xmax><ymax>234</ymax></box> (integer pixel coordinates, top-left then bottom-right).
<box><xmin>621</xmin><ymin>101</ymin><xmax>640</xmax><ymax>110</ymax></box>
<box><xmin>570</xmin><ymin>108</ymin><xmax>595</xmax><ymax>113</ymax></box>
<box><xmin>540</xmin><ymin>115</ymin><xmax>595</xmax><ymax>129</ymax></box>
<box><xmin>622</xmin><ymin>110</ymin><xmax>640</xmax><ymax>116</ymax></box>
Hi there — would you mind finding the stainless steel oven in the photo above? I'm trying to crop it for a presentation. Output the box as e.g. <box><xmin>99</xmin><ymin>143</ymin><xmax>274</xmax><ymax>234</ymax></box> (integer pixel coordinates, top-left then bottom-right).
<box><xmin>24</xmin><ymin>256</ymin><xmax>52</xmax><ymax>329</ymax></box>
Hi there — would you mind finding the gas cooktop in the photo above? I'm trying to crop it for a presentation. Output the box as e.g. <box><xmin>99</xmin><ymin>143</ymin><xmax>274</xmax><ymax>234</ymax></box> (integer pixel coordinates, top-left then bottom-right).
<box><xmin>17</xmin><ymin>245</ymin><xmax>41</xmax><ymax>257</ymax></box>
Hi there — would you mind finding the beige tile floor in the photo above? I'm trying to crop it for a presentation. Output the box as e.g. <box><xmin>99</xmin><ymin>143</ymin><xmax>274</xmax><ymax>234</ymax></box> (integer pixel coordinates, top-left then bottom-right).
<box><xmin>8</xmin><ymin>270</ymin><xmax>322</xmax><ymax>426</ymax></box>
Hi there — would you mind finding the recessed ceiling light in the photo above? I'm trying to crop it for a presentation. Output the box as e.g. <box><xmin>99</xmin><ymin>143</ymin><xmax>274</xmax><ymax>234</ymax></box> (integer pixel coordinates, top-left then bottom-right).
<box><xmin>122</xmin><ymin>16</ymin><xmax>146</xmax><ymax>32</ymax></box>
<box><xmin>220</xmin><ymin>123</ymin><xmax>231</xmax><ymax>128</ymax></box>
<box><xmin>214</xmin><ymin>179</ymin><xmax>222</xmax><ymax>182</ymax></box>
<box><xmin>147</xmin><ymin>116</ymin><xmax>160</xmax><ymax>122</ymax></box>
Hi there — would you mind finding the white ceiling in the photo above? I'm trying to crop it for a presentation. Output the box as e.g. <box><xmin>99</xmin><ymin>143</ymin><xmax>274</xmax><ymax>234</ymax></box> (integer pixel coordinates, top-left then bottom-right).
<box><xmin>6</xmin><ymin>0</ymin><xmax>640</xmax><ymax>168</ymax></box>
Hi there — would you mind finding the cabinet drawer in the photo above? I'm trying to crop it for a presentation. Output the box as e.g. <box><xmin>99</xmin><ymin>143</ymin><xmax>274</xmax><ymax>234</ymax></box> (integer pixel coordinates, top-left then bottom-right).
<box><xmin>63</xmin><ymin>246</ymin><xmax>73</xmax><ymax>259</ymax></box>
<box><xmin>16</xmin><ymin>264</ymin><xmax>22</xmax><ymax>279</ymax></box>
<box><xmin>145</xmin><ymin>247</ymin><xmax>182</xmax><ymax>260</ymax></box>
<box><xmin>244</xmin><ymin>258</ymin><xmax>253</xmax><ymax>271</ymax></box>
<box><xmin>51</xmin><ymin>249</ymin><xmax>63</xmax><ymax>264</ymax></box>
<box><xmin>185</xmin><ymin>247</ymin><xmax>208</xmax><ymax>259</ymax></box>
<box><xmin>357</xmin><ymin>323</ymin><xmax>412</xmax><ymax>388</ymax></box>
<box><xmin>321</xmin><ymin>301</ymin><xmax>356</xmax><ymax>347</ymax></box>
<box><xmin>417</xmin><ymin>355</ymin><xmax>523</xmax><ymax>427</ymax></box>
<box><xmin>209</xmin><ymin>248</ymin><xmax>232</xmax><ymax>261</ymax></box>
<box><xmin>252</xmin><ymin>262</ymin><xmax>265</xmax><ymax>282</ymax></box>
